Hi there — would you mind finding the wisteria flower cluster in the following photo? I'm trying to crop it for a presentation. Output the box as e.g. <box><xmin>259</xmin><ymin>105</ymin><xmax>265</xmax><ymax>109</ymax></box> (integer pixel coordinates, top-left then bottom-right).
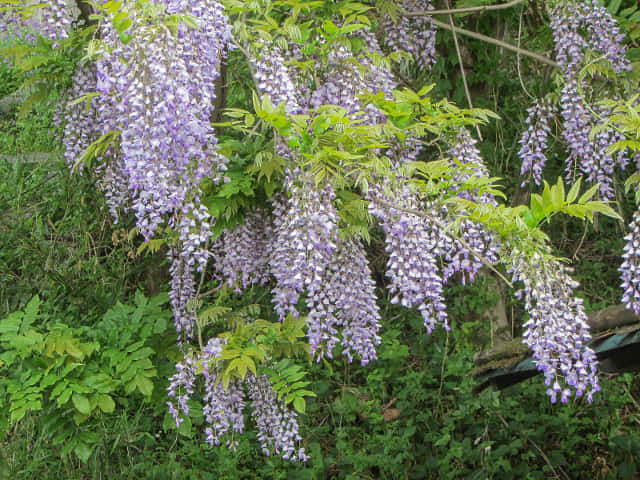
<box><xmin>60</xmin><ymin>1</ymin><xmax>231</xmax><ymax>338</ymax></box>
<box><xmin>518</xmin><ymin>99</ymin><xmax>554</xmax><ymax>186</ymax></box>
<box><xmin>620</xmin><ymin>212</ymin><xmax>640</xmax><ymax>314</ymax></box>
<box><xmin>38</xmin><ymin>0</ymin><xmax>73</xmax><ymax>45</ymax></box>
<box><xmin>241</xmin><ymin>41</ymin><xmax>384</xmax><ymax>364</ymax></box>
<box><xmin>380</xmin><ymin>0</ymin><xmax>437</xmax><ymax>71</ymax></box>
<box><xmin>509</xmin><ymin>250</ymin><xmax>600</xmax><ymax>403</ymax></box>
<box><xmin>167</xmin><ymin>338</ymin><xmax>306</xmax><ymax>460</ymax></box>
<box><xmin>548</xmin><ymin>0</ymin><xmax>630</xmax><ymax>200</ymax></box>
<box><xmin>212</xmin><ymin>208</ymin><xmax>274</xmax><ymax>292</ymax></box>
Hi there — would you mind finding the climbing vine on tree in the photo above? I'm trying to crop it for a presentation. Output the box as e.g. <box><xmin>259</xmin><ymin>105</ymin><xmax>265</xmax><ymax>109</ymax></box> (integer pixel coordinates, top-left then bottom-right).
<box><xmin>1</xmin><ymin>0</ymin><xmax>638</xmax><ymax>462</ymax></box>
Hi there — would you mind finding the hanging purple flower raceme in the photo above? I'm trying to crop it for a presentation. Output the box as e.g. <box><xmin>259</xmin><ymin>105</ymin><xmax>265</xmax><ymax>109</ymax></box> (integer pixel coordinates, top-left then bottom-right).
<box><xmin>212</xmin><ymin>208</ymin><xmax>274</xmax><ymax>292</ymax></box>
<box><xmin>380</xmin><ymin>0</ymin><xmax>437</xmax><ymax>71</ymax></box>
<box><xmin>200</xmin><ymin>338</ymin><xmax>246</xmax><ymax>449</ymax></box>
<box><xmin>61</xmin><ymin>64</ymin><xmax>100</xmax><ymax>170</ymax></box>
<box><xmin>255</xmin><ymin>35</ymin><xmax>384</xmax><ymax>363</ymax></box>
<box><xmin>509</xmin><ymin>250</ymin><xmax>600</xmax><ymax>403</ymax></box>
<box><xmin>246</xmin><ymin>374</ymin><xmax>308</xmax><ymax>462</ymax></box>
<box><xmin>330</xmin><ymin>238</ymin><xmax>382</xmax><ymax>365</ymax></box>
<box><xmin>79</xmin><ymin>1</ymin><xmax>232</xmax><ymax>342</ymax></box>
<box><xmin>37</xmin><ymin>0</ymin><xmax>73</xmax><ymax>45</ymax></box>
<box><xmin>167</xmin><ymin>350</ymin><xmax>197</xmax><ymax>427</ymax></box>
<box><xmin>444</xmin><ymin>130</ymin><xmax>500</xmax><ymax>284</ymax></box>
<box><xmin>269</xmin><ymin>177</ymin><xmax>339</xmax><ymax>319</ymax></box>
<box><xmin>620</xmin><ymin>212</ymin><xmax>640</xmax><ymax>314</ymax></box>
<box><xmin>369</xmin><ymin>183</ymin><xmax>449</xmax><ymax>333</ymax></box>
<box><xmin>549</xmin><ymin>0</ymin><xmax>629</xmax><ymax>200</ymax></box>
<box><xmin>310</xmin><ymin>31</ymin><xmax>396</xmax><ymax>125</ymax></box>
<box><xmin>519</xmin><ymin>99</ymin><xmax>554</xmax><ymax>186</ymax></box>
<box><xmin>168</xmin><ymin>248</ymin><xmax>198</xmax><ymax>340</ymax></box>
<box><xmin>560</xmin><ymin>80</ymin><xmax>618</xmax><ymax>199</ymax></box>
<box><xmin>251</xmin><ymin>46</ymin><xmax>303</xmax><ymax>114</ymax></box>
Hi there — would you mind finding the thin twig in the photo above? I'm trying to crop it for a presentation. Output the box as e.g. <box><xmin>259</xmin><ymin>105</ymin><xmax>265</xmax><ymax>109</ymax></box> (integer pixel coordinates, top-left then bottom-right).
<box><xmin>445</xmin><ymin>0</ymin><xmax>482</xmax><ymax>140</ymax></box>
<box><xmin>430</xmin><ymin>18</ymin><xmax>558</xmax><ymax>68</ymax></box>
<box><xmin>400</xmin><ymin>0</ymin><xmax>526</xmax><ymax>17</ymax></box>
<box><xmin>374</xmin><ymin>197</ymin><xmax>514</xmax><ymax>289</ymax></box>
<box><xmin>494</xmin><ymin>412</ymin><xmax>569</xmax><ymax>480</ymax></box>
<box><xmin>517</xmin><ymin>5</ymin><xmax>535</xmax><ymax>101</ymax></box>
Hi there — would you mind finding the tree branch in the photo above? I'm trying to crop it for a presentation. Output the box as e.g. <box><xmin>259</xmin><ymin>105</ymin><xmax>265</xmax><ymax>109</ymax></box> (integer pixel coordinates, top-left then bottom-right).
<box><xmin>75</xmin><ymin>0</ymin><xmax>97</xmax><ymax>26</ymax></box>
<box><xmin>400</xmin><ymin>0</ymin><xmax>526</xmax><ymax>17</ymax></box>
<box><xmin>445</xmin><ymin>0</ymin><xmax>482</xmax><ymax>140</ymax></box>
<box><xmin>429</xmin><ymin>18</ymin><xmax>558</xmax><ymax>68</ymax></box>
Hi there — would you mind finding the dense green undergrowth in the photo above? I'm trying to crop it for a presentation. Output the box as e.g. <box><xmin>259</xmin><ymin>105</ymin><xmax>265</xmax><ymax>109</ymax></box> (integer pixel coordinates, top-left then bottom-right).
<box><xmin>2</xmin><ymin>285</ymin><xmax>640</xmax><ymax>479</ymax></box>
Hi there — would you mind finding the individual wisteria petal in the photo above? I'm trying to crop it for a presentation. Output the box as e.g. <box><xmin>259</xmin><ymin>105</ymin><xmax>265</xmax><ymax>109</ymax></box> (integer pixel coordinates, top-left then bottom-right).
<box><xmin>246</xmin><ymin>374</ymin><xmax>308</xmax><ymax>462</ymax></box>
<box><xmin>518</xmin><ymin>99</ymin><xmax>554</xmax><ymax>186</ymax></box>
<box><xmin>620</xmin><ymin>212</ymin><xmax>640</xmax><ymax>314</ymax></box>
<box><xmin>509</xmin><ymin>250</ymin><xmax>600</xmax><ymax>403</ymax></box>
<box><xmin>380</xmin><ymin>0</ymin><xmax>437</xmax><ymax>71</ymax></box>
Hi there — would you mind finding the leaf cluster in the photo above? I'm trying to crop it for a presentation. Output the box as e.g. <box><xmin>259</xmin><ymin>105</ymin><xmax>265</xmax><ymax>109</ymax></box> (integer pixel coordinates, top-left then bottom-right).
<box><xmin>0</xmin><ymin>292</ymin><xmax>174</xmax><ymax>461</ymax></box>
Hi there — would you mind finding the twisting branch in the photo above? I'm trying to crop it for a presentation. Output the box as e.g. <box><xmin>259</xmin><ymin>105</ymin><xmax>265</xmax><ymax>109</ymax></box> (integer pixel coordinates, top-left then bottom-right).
<box><xmin>430</xmin><ymin>18</ymin><xmax>558</xmax><ymax>68</ymax></box>
<box><xmin>400</xmin><ymin>0</ymin><xmax>526</xmax><ymax>17</ymax></box>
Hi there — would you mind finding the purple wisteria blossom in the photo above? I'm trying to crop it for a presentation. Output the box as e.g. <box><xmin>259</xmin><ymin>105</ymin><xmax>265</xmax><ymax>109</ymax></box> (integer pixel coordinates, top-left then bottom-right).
<box><xmin>200</xmin><ymin>338</ymin><xmax>245</xmax><ymax>449</ymax></box>
<box><xmin>509</xmin><ymin>250</ymin><xmax>600</xmax><ymax>403</ymax></box>
<box><xmin>444</xmin><ymin>130</ymin><xmax>500</xmax><ymax>284</ymax></box>
<box><xmin>369</xmin><ymin>183</ymin><xmax>450</xmax><ymax>333</ymax></box>
<box><xmin>62</xmin><ymin>64</ymin><xmax>99</xmax><ymax>169</ymax></box>
<box><xmin>167</xmin><ymin>338</ymin><xmax>246</xmax><ymax>449</ymax></box>
<box><xmin>518</xmin><ymin>99</ymin><xmax>554</xmax><ymax>186</ymax></box>
<box><xmin>212</xmin><ymin>208</ymin><xmax>274</xmax><ymax>292</ymax></box>
<box><xmin>251</xmin><ymin>46</ymin><xmax>303</xmax><ymax>114</ymax></box>
<box><xmin>380</xmin><ymin>0</ymin><xmax>437</xmax><ymax>71</ymax></box>
<box><xmin>549</xmin><ymin>0</ymin><xmax>630</xmax><ymax>200</ymax></box>
<box><xmin>252</xmin><ymin>42</ymin><xmax>383</xmax><ymax>364</ymax></box>
<box><xmin>310</xmin><ymin>31</ymin><xmax>396</xmax><ymax>124</ymax></box>
<box><xmin>620</xmin><ymin>212</ymin><xmax>640</xmax><ymax>314</ymax></box>
<box><xmin>78</xmin><ymin>1</ymin><xmax>231</xmax><ymax>337</ymax></box>
<box><xmin>246</xmin><ymin>374</ymin><xmax>308</xmax><ymax>462</ymax></box>
<box><xmin>38</xmin><ymin>0</ymin><xmax>73</xmax><ymax>45</ymax></box>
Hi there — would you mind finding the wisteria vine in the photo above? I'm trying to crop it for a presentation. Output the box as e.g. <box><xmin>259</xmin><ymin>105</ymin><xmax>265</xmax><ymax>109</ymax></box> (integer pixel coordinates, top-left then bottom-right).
<box><xmin>12</xmin><ymin>0</ymin><xmax>640</xmax><ymax>463</ymax></box>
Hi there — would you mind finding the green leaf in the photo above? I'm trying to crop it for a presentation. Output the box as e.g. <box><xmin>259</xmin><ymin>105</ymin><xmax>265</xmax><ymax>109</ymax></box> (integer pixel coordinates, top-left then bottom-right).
<box><xmin>134</xmin><ymin>374</ymin><xmax>154</xmax><ymax>396</ymax></box>
<box><xmin>566</xmin><ymin>178</ymin><xmax>582</xmax><ymax>204</ymax></box>
<box><xmin>578</xmin><ymin>184</ymin><xmax>599</xmax><ymax>204</ymax></box>
<box><xmin>584</xmin><ymin>201</ymin><xmax>623</xmax><ymax>221</ymax></box>
<box><xmin>293</xmin><ymin>396</ymin><xmax>306</xmax><ymax>414</ymax></box>
<box><xmin>97</xmin><ymin>394</ymin><xmax>115</xmax><ymax>414</ymax></box>
<box><xmin>74</xmin><ymin>442</ymin><xmax>93</xmax><ymax>463</ymax></box>
<box><xmin>72</xmin><ymin>393</ymin><xmax>92</xmax><ymax>416</ymax></box>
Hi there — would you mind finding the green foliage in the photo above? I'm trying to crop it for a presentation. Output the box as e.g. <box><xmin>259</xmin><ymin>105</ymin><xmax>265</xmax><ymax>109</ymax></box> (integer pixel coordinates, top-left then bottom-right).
<box><xmin>523</xmin><ymin>177</ymin><xmax>622</xmax><ymax>227</ymax></box>
<box><xmin>0</xmin><ymin>291</ymin><xmax>174</xmax><ymax>462</ymax></box>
